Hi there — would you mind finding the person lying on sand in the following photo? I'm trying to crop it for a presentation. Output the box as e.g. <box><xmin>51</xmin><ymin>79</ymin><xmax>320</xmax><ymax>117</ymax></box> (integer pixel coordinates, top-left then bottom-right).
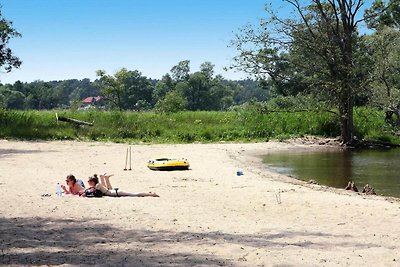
<box><xmin>82</xmin><ymin>174</ymin><xmax>159</xmax><ymax>198</ymax></box>
<box><xmin>79</xmin><ymin>175</ymin><xmax>103</xmax><ymax>198</ymax></box>
<box><xmin>61</xmin><ymin>174</ymin><xmax>85</xmax><ymax>195</ymax></box>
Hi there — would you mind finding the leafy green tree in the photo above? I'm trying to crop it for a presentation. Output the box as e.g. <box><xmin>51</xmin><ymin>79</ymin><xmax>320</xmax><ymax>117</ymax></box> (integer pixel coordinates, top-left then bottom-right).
<box><xmin>152</xmin><ymin>73</ymin><xmax>175</xmax><ymax>104</ymax></box>
<box><xmin>231</xmin><ymin>79</ymin><xmax>269</xmax><ymax>104</ymax></box>
<box><xmin>96</xmin><ymin>68</ymin><xmax>153</xmax><ymax>111</ymax></box>
<box><xmin>207</xmin><ymin>76</ymin><xmax>235</xmax><ymax>110</ymax></box>
<box><xmin>365</xmin><ymin>26</ymin><xmax>400</xmax><ymax>125</ymax></box>
<box><xmin>96</xmin><ymin>69</ymin><xmax>127</xmax><ymax>111</ymax></box>
<box><xmin>11</xmin><ymin>80</ymin><xmax>25</xmax><ymax>95</ymax></box>
<box><xmin>170</xmin><ymin>60</ymin><xmax>190</xmax><ymax>81</ymax></box>
<box><xmin>179</xmin><ymin>72</ymin><xmax>212</xmax><ymax>110</ymax></box>
<box><xmin>200</xmin><ymin>61</ymin><xmax>215</xmax><ymax>79</ymax></box>
<box><xmin>53</xmin><ymin>82</ymin><xmax>75</xmax><ymax>107</ymax></box>
<box><xmin>37</xmin><ymin>82</ymin><xmax>59</xmax><ymax>109</ymax></box>
<box><xmin>68</xmin><ymin>86</ymin><xmax>86</xmax><ymax>104</ymax></box>
<box><xmin>0</xmin><ymin>91</ymin><xmax>5</xmax><ymax>108</ymax></box>
<box><xmin>231</xmin><ymin>0</ymin><xmax>372</xmax><ymax>144</ymax></box>
<box><xmin>135</xmin><ymin>99</ymin><xmax>151</xmax><ymax>111</ymax></box>
<box><xmin>0</xmin><ymin>8</ymin><xmax>22</xmax><ymax>76</ymax></box>
<box><xmin>0</xmin><ymin>86</ymin><xmax>25</xmax><ymax>109</ymax></box>
<box><xmin>155</xmin><ymin>90</ymin><xmax>187</xmax><ymax>113</ymax></box>
<box><xmin>363</xmin><ymin>0</ymin><xmax>400</xmax><ymax>126</ymax></box>
<box><xmin>122</xmin><ymin>70</ymin><xmax>153</xmax><ymax>110</ymax></box>
<box><xmin>153</xmin><ymin>81</ymin><xmax>170</xmax><ymax>104</ymax></box>
<box><xmin>22</xmin><ymin>81</ymin><xmax>59</xmax><ymax>109</ymax></box>
<box><xmin>364</xmin><ymin>0</ymin><xmax>400</xmax><ymax>29</ymax></box>
<box><xmin>161</xmin><ymin>73</ymin><xmax>174</xmax><ymax>88</ymax></box>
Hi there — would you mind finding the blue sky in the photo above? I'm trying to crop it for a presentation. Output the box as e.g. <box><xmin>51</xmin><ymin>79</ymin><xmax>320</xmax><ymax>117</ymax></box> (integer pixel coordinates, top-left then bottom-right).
<box><xmin>1</xmin><ymin>0</ymin><xmax>268</xmax><ymax>84</ymax></box>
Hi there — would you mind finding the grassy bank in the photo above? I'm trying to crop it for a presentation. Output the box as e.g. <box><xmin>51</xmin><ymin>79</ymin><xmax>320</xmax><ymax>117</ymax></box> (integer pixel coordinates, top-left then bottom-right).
<box><xmin>0</xmin><ymin>108</ymin><xmax>399</xmax><ymax>144</ymax></box>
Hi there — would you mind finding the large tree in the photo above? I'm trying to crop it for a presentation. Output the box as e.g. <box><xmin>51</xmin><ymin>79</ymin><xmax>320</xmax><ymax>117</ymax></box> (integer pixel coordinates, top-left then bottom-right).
<box><xmin>170</xmin><ymin>60</ymin><xmax>190</xmax><ymax>81</ymax></box>
<box><xmin>231</xmin><ymin>0</ymin><xmax>372</xmax><ymax>144</ymax></box>
<box><xmin>363</xmin><ymin>0</ymin><xmax>400</xmax><ymax>126</ymax></box>
<box><xmin>177</xmin><ymin>72</ymin><xmax>211</xmax><ymax>110</ymax></box>
<box><xmin>0</xmin><ymin>8</ymin><xmax>22</xmax><ymax>76</ymax></box>
<box><xmin>365</xmin><ymin>27</ymin><xmax>400</xmax><ymax>125</ymax></box>
<box><xmin>96</xmin><ymin>68</ymin><xmax>153</xmax><ymax>111</ymax></box>
<box><xmin>122</xmin><ymin>70</ymin><xmax>153</xmax><ymax>110</ymax></box>
<box><xmin>96</xmin><ymin>69</ymin><xmax>126</xmax><ymax>111</ymax></box>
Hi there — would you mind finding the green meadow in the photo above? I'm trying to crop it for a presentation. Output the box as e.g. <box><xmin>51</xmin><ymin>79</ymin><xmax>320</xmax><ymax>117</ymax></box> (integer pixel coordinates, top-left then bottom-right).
<box><xmin>0</xmin><ymin>108</ymin><xmax>399</xmax><ymax>144</ymax></box>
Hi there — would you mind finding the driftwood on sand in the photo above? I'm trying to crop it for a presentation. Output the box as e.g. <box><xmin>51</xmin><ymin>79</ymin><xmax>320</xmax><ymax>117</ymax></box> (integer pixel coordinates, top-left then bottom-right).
<box><xmin>345</xmin><ymin>181</ymin><xmax>377</xmax><ymax>195</ymax></box>
<box><xmin>345</xmin><ymin>181</ymin><xmax>358</xmax><ymax>192</ymax></box>
<box><xmin>362</xmin><ymin>184</ymin><xmax>376</xmax><ymax>195</ymax></box>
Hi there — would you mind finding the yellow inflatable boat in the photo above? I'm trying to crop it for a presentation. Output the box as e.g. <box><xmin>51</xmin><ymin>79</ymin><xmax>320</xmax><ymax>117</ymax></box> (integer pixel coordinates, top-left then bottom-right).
<box><xmin>147</xmin><ymin>158</ymin><xmax>190</xmax><ymax>171</ymax></box>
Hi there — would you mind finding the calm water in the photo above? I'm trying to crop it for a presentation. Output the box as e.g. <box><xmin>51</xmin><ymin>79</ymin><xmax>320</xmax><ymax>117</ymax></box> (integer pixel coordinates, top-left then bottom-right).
<box><xmin>262</xmin><ymin>148</ymin><xmax>400</xmax><ymax>198</ymax></box>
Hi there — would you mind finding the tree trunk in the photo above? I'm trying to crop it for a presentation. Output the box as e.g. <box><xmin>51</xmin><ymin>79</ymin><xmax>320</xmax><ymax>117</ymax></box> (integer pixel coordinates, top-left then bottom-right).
<box><xmin>339</xmin><ymin>12</ymin><xmax>355</xmax><ymax>145</ymax></box>
<box><xmin>339</xmin><ymin>86</ymin><xmax>354</xmax><ymax>144</ymax></box>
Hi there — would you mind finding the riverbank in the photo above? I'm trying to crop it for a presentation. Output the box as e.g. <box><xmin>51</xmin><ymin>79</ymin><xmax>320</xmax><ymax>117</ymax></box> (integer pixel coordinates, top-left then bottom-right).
<box><xmin>0</xmin><ymin>139</ymin><xmax>399</xmax><ymax>266</ymax></box>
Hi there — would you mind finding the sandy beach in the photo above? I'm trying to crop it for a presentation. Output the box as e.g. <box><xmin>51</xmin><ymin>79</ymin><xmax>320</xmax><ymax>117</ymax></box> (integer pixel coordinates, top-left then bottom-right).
<box><xmin>0</xmin><ymin>139</ymin><xmax>399</xmax><ymax>266</ymax></box>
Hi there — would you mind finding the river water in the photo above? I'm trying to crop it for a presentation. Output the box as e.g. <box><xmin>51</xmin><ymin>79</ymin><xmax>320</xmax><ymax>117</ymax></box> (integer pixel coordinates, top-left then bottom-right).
<box><xmin>262</xmin><ymin>148</ymin><xmax>400</xmax><ymax>198</ymax></box>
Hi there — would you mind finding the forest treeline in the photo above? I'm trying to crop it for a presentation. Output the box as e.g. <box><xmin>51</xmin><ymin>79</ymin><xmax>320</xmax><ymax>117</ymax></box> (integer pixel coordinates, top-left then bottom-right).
<box><xmin>0</xmin><ymin>62</ymin><xmax>268</xmax><ymax>112</ymax></box>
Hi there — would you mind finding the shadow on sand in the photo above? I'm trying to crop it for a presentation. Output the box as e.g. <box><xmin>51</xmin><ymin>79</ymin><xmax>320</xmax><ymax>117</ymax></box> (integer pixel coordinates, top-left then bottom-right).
<box><xmin>0</xmin><ymin>147</ymin><xmax>56</xmax><ymax>159</ymax></box>
<box><xmin>0</xmin><ymin>217</ymin><xmax>230</xmax><ymax>266</ymax></box>
<box><xmin>0</xmin><ymin>216</ymin><xmax>380</xmax><ymax>266</ymax></box>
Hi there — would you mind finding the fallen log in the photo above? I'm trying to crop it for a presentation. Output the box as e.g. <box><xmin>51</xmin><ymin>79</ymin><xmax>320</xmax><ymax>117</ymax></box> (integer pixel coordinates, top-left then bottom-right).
<box><xmin>56</xmin><ymin>113</ymin><xmax>93</xmax><ymax>126</ymax></box>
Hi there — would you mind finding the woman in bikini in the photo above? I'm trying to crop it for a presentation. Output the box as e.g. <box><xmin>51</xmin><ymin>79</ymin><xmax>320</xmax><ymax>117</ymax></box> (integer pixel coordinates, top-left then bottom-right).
<box><xmin>82</xmin><ymin>174</ymin><xmax>159</xmax><ymax>197</ymax></box>
<box><xmin>61</xmin><ymin>174</ymin><xmax>85</xmax><ymax>195</ymax></box>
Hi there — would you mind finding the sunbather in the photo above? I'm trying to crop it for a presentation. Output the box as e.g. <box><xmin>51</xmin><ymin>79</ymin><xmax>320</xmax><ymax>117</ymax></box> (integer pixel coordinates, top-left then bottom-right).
<box><xmin>87</xmin><ymin>174</ymin><xmax>159</xmax><ymax>197</ymax></box>
<box><xmin>61</xmin><ymin>174</ymin><xmax>85</xmax><ymax>195</ymax></box>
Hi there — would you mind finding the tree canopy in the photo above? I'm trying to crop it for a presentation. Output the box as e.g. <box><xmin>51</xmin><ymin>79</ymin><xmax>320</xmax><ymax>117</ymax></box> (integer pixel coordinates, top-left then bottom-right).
<box><xmin>230</xmin><ymin>0</ymin><xmax>377</xmax><ymax>144</ymax></box>
<box><xmin>0</xmin><ymin>7</ymin><xmax>21</xmax><ymax>77</ymax></box>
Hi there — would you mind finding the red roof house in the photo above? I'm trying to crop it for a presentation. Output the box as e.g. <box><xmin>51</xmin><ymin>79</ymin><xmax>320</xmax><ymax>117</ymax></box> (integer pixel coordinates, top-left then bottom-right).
<box><xmin>82</xmin><ymin>96</ymin><xmax>102</xmax><ymax>104</ymax></box>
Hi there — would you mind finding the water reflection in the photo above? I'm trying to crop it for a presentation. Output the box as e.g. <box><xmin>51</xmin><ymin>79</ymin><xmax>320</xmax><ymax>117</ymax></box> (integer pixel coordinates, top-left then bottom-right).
<box><xmin>262</xmin><ymin>148</ymin><xmax>400</xmax><ymax>198</ymax></box>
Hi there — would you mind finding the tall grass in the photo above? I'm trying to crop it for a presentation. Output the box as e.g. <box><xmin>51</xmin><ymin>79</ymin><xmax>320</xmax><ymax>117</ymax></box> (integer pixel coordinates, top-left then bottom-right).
<box><xmin>0</xmin><ymin>108</ymin><xmax>398</xmax><ymax>144</ymax></box>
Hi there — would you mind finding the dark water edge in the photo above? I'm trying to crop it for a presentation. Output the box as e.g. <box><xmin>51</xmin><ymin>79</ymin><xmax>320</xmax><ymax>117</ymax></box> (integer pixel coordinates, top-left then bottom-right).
<box><xmin>262</xmin><ymin>148</ymin><xmax>400</xmax><ymax>199</ymax></box>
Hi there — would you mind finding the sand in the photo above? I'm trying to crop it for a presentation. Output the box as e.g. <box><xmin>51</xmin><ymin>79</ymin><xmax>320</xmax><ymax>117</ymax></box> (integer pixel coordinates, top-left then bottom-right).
<box><xmin>0</xmin><ymin>139</ymin><xmax>399</xmax><ymax>266</ymax></box>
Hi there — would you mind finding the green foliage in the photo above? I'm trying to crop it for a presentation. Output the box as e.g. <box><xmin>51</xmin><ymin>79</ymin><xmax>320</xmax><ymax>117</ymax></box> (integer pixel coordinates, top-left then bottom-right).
<box><xmin>364</xmin><ymin>0</ymin><xmax>400</xmax><ymax>30</ymax></box>
<box><xmin>265</xmin><ymin>95</ymin><xmax>328</xmax><ymax>110</ymax></box>
<box><xmin>170</xmin><ymin>60</ymin><xmax>190</xmax><ymax>81</ymax></box>
<box><xmin>154</xmin><ymin>91</ymin><xmax>187</xmax><ymax>113</ymax></box>
<box><xmin>1</xmin><ymin>65</ymin><xmax>265</xmax><ymax>112</ymax></box>
<box><xmin>2</xmin><ymin>108</ymin><xmax>396</xmax><ymax>144</ymax></box>
<box><xmin>364</xmin><ymin>27</ymin><xmax>400</xmax><ymax>116</ymax></box>
<box><xmin>0</xmin><ymin>8</ymin><xmax>22</xmax><ymax>74</ymax></box>
<box><xmin>0</xmin><ymin>87</ymin><xmax>25</xmax><ymax>109</ymax></box>
<box><xmin>96</xmin><ymin>68</ymin><xmax>153</xmax><ymax>111</ymax></box>
<box><xmin>0</xmin><ymin>109</ymin><xmax>72</xmax><ymax>139</ymax></box>
<box><xmin>230</xmin><ymin>0</ymin><xmax>375</xmax><ymax>143</ymax></box>
<box><xmin>353</xmin><ymin>107</ymin><xmax>395</xmax><ymax>139</ymax></box>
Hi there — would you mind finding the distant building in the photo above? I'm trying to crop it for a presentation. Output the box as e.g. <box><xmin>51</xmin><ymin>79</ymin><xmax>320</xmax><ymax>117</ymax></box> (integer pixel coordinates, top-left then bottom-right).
<box><xmin>80</xmin><ymin>96</ymin><xmax>103</xmax><ymax>110</ymax></box>
<box><xmin>82</xmin><ymin>96</ymin><xmax>102</xmax><ymax>105</ymax></box>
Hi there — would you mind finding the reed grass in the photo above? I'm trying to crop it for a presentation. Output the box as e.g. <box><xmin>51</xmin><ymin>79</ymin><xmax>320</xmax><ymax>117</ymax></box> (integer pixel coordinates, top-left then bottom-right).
<box><xmin>0</xmin><ymin>108</ymin><xmax>398</xmax><ymax>144</ymax></box>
